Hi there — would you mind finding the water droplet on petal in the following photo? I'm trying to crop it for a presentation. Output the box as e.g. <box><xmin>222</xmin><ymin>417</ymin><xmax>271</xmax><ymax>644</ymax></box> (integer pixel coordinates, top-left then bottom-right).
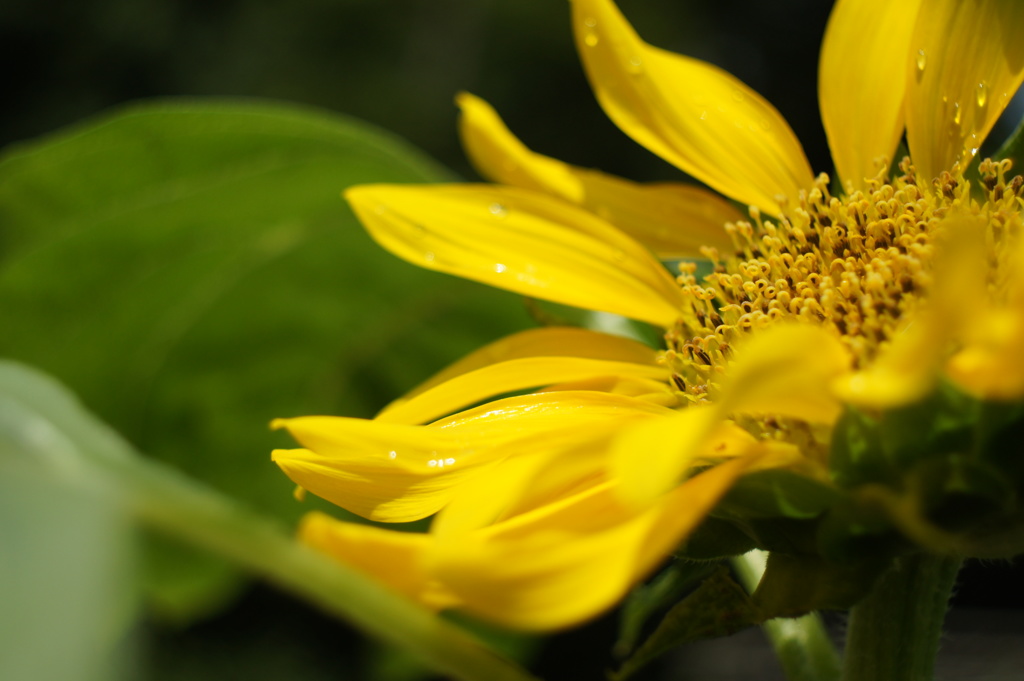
<box><xmin>584</xmin><ymin>16</ymin><xmax>597</xmax><ymax>28</ymax></box>
<box><xmin>584</xmin><ymin>31</ymin><xmax>599</xmax><ymax>47</ymax></box>
<box><xmin>731</xmin><ymin>89</ymin><xmax>745</xmax><ymax>102</ymax></box>
<box><xmin>489</xmin><ymin>203</ymin><xmax>508</xmax><ymax>218</ymax></box>
<box><xmin>445</xmin><ymin>457</ymin><xmax>456</xmax><ymax>466</ymax></box>
<box><xmin>494</xmin><ymin>263</ymin><xmax>507</xmax><ymax>273</ymax></box>
<box><xmin>424</xmin><ymin>251</ymin><xmax>436</xmax><ymax>262</ymax></box>
<box><xmin>428</xmin><ymin>459</ymin><xmax>438</xmax><ymax>467</ymax></box>
<box><xmin>627</xmin><ymin>55</ymin><xmax>643</xmax><ymax>74</ymax></box>
<box><xmin>976</xmin><ymin>81</ymin><xmax>989</xmax><ymax>108</ymax></box>
<box><xmin>915</xmin><ymin>49</ymin><xmax>927</xmax><ymax>72</ymax></box>
<box><xmin>953</xmin><ymin>101</ymin><xmax>962</xmax><ymax>125</ymax></box>
<box><xmin>388</xmin><ymin>451</ymin><xmax>397</xmax><ymax>460</ymax></box>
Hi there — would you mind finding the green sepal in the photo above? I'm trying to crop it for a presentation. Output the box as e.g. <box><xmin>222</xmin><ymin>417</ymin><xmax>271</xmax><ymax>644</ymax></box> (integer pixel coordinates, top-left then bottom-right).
<box><xmin>675</xmin><ymin>515</ymin><xmax>759</xmax><ymax>560</ymax></box>
<box><xmin>829</xmin><ymin>406</ymin><xmax>888</xmax><ymax>488</ymax></box>
<box><xmin>751</xmin><ymin>552</ymin><xmax>890</xmax><ymax>619</ymax></box>
<box><xmin>610</xmin><ymin>566</ymin><xmax>761</xmax><ymax>681</ymax></box>
<box><xmin>612</xmin><ymin>548</ymin><xmax>887</xmax><ymax>680</ymax></box>
<box><xmin>994</xmin><ymin>110</ymin><xmax>1024</xmax><ymax>168</ymax></box>
<box><xmin>614</xmin><ymin>559</ymin><xmax>719</xmax><ymax>659</ymax></box>
<box><xmin>911</xmin><ymin>455</ymin><xmax>1016</xmax><ymax>529</ymax></box>
<box><xmin>829</xmin><ymin>382</ymin><xmax>981</xmax><ymax>489</ymax></box>
<box><xmin>877</xmin><ymin>383</ymin><xmax>979</xmax><ymax>469</ymax></box>
<box><xmin>975</xmin><ymin>399</ymin><xmax>1024</xmax><ymax>477</ymax></box>
<box><xmin>816</xmin><ymin>499</ymin><xmax>907</xmax><ymax>564</ymax></box>
<box><xmin>716</xmin><ymin>469</ymin><xmax>842</xmax><ymax>519</ymax></box>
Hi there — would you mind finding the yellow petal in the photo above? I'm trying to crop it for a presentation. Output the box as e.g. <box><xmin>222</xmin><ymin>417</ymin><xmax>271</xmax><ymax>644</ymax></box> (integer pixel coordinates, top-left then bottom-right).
<box><xmin>905</xmin><ymin>0</ymin><xmax>1024</xmax><ymax>180</ymax></box>
<box><xmin>947</xmin><ymin>309</ymin><xmax>1024</xmax><ymax>399</ymax></box>
<box><xmin>299</xmin><ymin>511</ymin><xmax>458</xmax><ymax>610</ymax></box>
<box><xmin>272</xmin><ymin>391</ymin><xmax>674</xmax><ymax>522</ymax></box>
<box><xmin>430</xmin><ymin>456</ymin><xmax>757</xmax><ymax>630</ymax></box>
<box><xmin>819</xmin><ymin>0</ymin><xmax>923</xmax><ymax>190</ymax></box>
<box><xmin>719</xmin><ymin>323</ymin><xmax>851</xmax><ymax>422</ymax></box>
<box><xmin>609</xmin><ymin>407</ymin><xmax>746</xmax><ymax>506</ymax></box>
<box><xmin>457</xmin><ymin>92</ymin><xmax>741</xmax><ymax>257</ymax></box>
<box><xmin>539</xmin><ymin>374</ymin><xmax>678</xmax><ymax>407</ymax></box>
<box><xmin>385</xmin><ymin>326</ymin><xmax>660</xmax><ymax>409</ymax></box>
<box><xmin>570</xmin><ymin>0</ymin><xmax>814</xmax><ymax>214</ymax></box>
<box><xmin>375</xmin><ymin>356</ymin><xmax>668</xmax><ymax>425</ymax></box>
<box><xmin>346</xmin><ymin>183</ymin><xmax>684</xmax><ymax>327</ymax></box>
<box><xmin>609</xmin><ymin>324</ymin><xmax>848</xmax><ymax>506</ymax></box>
<box><xmin>431</xmin><ymin>433</ymin><xmax>611</xmax><ymax>537</ymax></box>
<box><xmin>946</xmin><ymin>228</ymin><xmax>1024</xmax><ymax>399</ymax></box>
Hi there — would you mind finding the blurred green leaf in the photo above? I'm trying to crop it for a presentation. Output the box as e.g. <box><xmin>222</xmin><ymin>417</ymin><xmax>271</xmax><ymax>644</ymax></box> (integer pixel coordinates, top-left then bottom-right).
<box><xmin>0</xmin><ymin>361</ymin><xmax>138</xmax><ymax>681</ymax></box>
<box><xmin>0</xmin><ymin>470</ymin><xmax>135</xmax><ymax>681</ymax></box>
<box><xmin>0</xmin><ymin>360</ymin><xmax>540</xmax><ymax>681</ymax></box>
<box><xmin>0</xmin><ymin>99</ymin><xmax>530</xmax><ymax>620</ymax></box>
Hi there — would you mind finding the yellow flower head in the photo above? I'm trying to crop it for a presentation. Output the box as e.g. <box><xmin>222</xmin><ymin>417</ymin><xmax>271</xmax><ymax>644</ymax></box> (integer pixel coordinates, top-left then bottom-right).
<box><xmin>274</xmin><ymin>0</ymin><xmax>1024</xmax><ymax>630</ymax></box>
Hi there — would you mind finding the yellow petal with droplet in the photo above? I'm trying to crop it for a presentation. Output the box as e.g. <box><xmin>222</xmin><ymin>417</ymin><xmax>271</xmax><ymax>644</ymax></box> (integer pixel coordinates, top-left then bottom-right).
<box><xmin>432</xmin><ymin>433</ymin><xmax>611</xmax><ymax>537</ymax></box>
<box><xmin>376</xmin><ymin>356</ymin><xmax>668</xmax><ymax>425</ymax></box>
<box><xmin>346</xmin><ymin>183</ymin><xmax>684</xmax><ymax>327</ymax></box>
<box><xmin>430</xmin><ymin>456</ymin><xmax>756</xmax><ymax>630</ymax></box>
<box><xmin>272</xmin><ymin>391</ymin><xmax>673</xmax><ymax>522</ymax></box>
<box><xmin>570</xmin><ymin>0</ymin><xmax>813</xmax><ymax>215</ymax></box>
<box><xmin>457</xmin><ymin>92</ymin><xmax>741</xmax><ymax>256</ymax></box>
<box><xmin>905</xmin><ymin>0</ymin><xmax>1024</xmax><ymax>181</ymax></box>
<box><xmin>386</xmin><ymin>326</ymin><xmax>660</xmax><ymax>409</ymax></box>
<box><xmin>819</xmin><ymin>0</ymin><xmax>923</xmax><ymax>190</ymax></box>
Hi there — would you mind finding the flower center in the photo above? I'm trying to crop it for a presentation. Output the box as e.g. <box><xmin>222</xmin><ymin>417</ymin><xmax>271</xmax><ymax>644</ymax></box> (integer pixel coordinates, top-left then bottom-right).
<box><xmin>663</xmin><ymin>158</ymin><xmax>1024</xmax><ymax>408</ymax></box>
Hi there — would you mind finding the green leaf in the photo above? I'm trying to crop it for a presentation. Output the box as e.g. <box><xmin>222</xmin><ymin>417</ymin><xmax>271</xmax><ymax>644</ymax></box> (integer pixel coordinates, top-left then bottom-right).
<box><xmin>0</xmin><ymin>360</ymin><xmax>540</xmax><ymax>681</ymax></box>
<box><xmin>0</xmin><ymin>99</ymin><xmax>530</xmax><ymax>619</ymax></box>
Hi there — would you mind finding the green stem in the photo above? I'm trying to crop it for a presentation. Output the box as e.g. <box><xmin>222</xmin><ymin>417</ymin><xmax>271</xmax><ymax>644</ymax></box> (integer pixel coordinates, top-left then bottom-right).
<box><xmin>101</xmin><ymin>454</ymin><xmax>541</xmax><ymax>681</ymax></box>
<box><xmin>841</xmin><ymin>554</ymin><xmax>962</xmax><ymax>681</ymax></box>
<box><xmin>732</xmin><ymin>551</ymin><xmax>842</xmax><ymax>681</ymax></box>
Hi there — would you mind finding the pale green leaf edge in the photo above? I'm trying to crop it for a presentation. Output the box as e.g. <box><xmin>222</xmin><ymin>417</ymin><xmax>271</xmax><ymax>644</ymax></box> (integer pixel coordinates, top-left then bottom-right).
<box><xmin>0</xmin><ymin>96</ymin><xmax>458</xmax><ymax>183</ymax></box>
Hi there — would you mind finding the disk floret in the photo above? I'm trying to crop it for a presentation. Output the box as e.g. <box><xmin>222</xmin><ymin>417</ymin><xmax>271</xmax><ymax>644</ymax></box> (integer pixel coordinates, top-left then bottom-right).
<box><xmin>664</xmin><ymin>158</ymin><xmax>1024</xmax><ymax>408</ymax></box>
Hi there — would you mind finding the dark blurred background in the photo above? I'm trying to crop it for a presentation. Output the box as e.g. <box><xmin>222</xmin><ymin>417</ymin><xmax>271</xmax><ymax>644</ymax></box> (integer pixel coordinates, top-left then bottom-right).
<box><xmin>1</xmin><ymin>0</ymin><xmax>838</xmax><ymax>182</ymax></box>
<box><xmin>3</xmin><ymin>1</ymin><xmax>1021</xmax><ymax>679</ymax></box>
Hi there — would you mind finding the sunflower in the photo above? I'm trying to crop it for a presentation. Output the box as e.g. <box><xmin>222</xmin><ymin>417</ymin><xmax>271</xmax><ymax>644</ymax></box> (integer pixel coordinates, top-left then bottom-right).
<box><xmin>273</xmin><ymin>0</ymin><xmax>1024</xmax><ymax>632</ymax></box>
